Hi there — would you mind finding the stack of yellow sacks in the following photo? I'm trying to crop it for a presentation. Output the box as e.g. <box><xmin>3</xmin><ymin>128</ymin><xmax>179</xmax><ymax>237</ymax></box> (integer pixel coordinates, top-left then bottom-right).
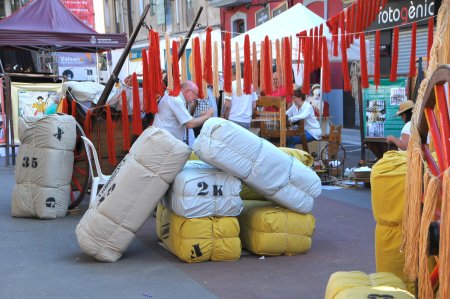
<box><xmin>371</xmin><ymin>151</ymin><xmax>415</xmax><ymax>292</ymax></box>
<box><xmin>238</xmin><ymin>148</ymin><xmax>316</xmax><ymax>256</ymax></box>
<box><xmin>325</xmin><ymin>271</ymin><xmax>415</xmax><ymax>298</ymax></box>
<box><xmin>156</xmin><ymin>203</ymin><xmax>241</xmax><ymax>263</ymax></box>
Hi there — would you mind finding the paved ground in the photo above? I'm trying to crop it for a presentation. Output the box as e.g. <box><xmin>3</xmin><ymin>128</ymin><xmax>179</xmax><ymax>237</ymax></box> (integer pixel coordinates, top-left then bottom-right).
<box><xmin>0</xmin><ymin>164</ymin><xmax>375</xmax><ymax>299</ymax></box>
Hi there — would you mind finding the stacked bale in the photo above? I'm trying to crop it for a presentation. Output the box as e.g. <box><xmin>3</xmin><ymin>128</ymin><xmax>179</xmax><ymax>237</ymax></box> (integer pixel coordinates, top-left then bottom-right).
<box><xmin>76</xmin><ymin>127</ymin><xmax>190</xmax><ymax>262</ymax></box>
<box><xmin>12</xmin><ymin>115</ymin><xmax>76</xmax><ymax>219</ymax></box>
<box><xmin>325</xmin><ymin>271</ymin><xmax>415</xmax><ymax>299</ymax></box>
<box><xmin>156</xmin><ymin>203</ymin><xmax>241</xmax><ymax>263</ymax></box>
<box><xmin>158</xmin><ymin>160</ymin><xmax>242</xmax><ymax>262</ymax></box>
<box><xmin>193</xmin><ymin>118</ymin><xmax>321</xmax><ymax>214</ymax></box>
<box><xmin>238</xmin><ymin>200</ymin><xmax>315</xmax><ymax>256</ymax></box>
<box><xmin>371</xmin><ymin>151</ymin><xmax>415</xmax><ymax>292</ymax></box>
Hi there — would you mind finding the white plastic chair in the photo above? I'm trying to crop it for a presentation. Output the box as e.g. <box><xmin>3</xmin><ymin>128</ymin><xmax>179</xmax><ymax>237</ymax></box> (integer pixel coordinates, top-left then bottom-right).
<box><xmin>81</xmin><ymin>136</ymin><xmax>111</xmax><ymax>207</ymax></box>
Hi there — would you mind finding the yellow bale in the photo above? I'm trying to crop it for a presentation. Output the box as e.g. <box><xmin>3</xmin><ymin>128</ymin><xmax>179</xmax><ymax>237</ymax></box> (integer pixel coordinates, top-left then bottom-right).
<box><xmin>238</xmin><ymin>200</ymin><xmax>315</xmax><ymax>256</ymax></box>
<box><xmin>156</xmin><ymin>204</ymin><xmax>241</xmax><ymax>263</ymax></box>
<box><xmin>371</xmin><ymin>151</ymin><xmax>407</xmax><ymax>225</ymax></box>
<box><xmin>325</xmin><ymin>271</ymin><xmax>415</xmax><ymax>299</ymax></box>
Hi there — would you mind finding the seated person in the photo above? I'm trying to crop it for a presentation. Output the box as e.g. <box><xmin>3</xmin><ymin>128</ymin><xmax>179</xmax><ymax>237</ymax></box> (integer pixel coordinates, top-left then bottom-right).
<box><xmin>309</xmin><ymin>84</ymin><xmax>329</xmax><ymax>118</ymax></box>
<box><xmin>286</xmin><ymin>87</ymin><xmax>322</xmax><ymax>148</ymax></box>
<box><xmin>386</xmin><ymin>100</ymin><xmax>414</xmax><ymax>151</ymax></box>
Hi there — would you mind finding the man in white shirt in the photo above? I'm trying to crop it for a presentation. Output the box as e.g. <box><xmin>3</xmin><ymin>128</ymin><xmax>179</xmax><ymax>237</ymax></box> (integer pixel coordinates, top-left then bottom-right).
<box><xmin>286</xmin><ymin>87</ymin><xmax>322</xmax><ymax>148</ymax></box>
<box><xmin>153</xmin><ymin>81</ymin><xmax>214</xmax><ymax>142</ymax></box>
<box><xmin>223</xmin><ymin>72</ymin><xmax>258</xmax><ymax>129</ymax></box>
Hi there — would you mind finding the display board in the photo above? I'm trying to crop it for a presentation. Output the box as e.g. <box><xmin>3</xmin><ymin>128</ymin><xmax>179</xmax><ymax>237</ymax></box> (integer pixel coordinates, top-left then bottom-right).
<box><xmin>362</xmin><ymin>77</ymin><xmax>408</xmax><ymax>138</ymax></box>
<box><xmin>10</xmin><ymin>82</ymin><xmax>63</xmax><ymax>143</ymax></box>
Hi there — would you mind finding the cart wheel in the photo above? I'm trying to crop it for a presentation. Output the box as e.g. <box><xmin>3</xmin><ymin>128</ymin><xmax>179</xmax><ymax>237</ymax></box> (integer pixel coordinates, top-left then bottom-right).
<box><xmin>416</xmin><ymin>64</ymin><xmax>450</xmax><ymax>290</ymax></box>
<box><xmin>68</xmin><ymin>123</ymin><xmax>90</xmax><ymax>210</ymax></box>
<box><xmin>320</xmin><ymin>143</ymin><xmax>346</xmax><ymax>177</ymax></box>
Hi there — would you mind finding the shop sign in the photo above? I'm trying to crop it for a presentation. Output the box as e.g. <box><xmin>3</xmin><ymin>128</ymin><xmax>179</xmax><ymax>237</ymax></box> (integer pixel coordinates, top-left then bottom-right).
<box><xmin>368</xmin><ymin>0</ymin><xmax>441</xmax><ymax>30</ymax></box>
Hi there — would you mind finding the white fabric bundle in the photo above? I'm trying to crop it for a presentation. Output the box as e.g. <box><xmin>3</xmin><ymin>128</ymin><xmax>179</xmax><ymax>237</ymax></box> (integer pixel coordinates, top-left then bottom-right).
<box><xmin>76</xmin><ymin>127</ymin><xmax>191</xmax><ymax>262</ymax></box>
<box><xmin>12</xmin><ymin>115</ymin><xmax>76</xmax><ymax>219</ymax></box>
<box><xmin>193</xmin><ymin>118</ymin><xmax>321</xmax><ymax>214</ymax></box>
<box><xmin>163</xmin><ymin>160</ymin><xmax>243</xmax><ymax>218</ymax></box>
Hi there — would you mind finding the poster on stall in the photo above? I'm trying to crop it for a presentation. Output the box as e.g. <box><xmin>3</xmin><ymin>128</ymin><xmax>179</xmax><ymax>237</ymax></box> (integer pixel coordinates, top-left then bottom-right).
<box><xmin>10</xmin><ymin>82</ymin><xmax>62</xmax><ymax>143</ymax></box>
<box><xmin>57</xmin><ymin>52</ymin><xmax>97</xmax><ymax>82</ymax></box>
<box><xmin>62</xmin><ymin>0</ymin><xmax>95</xmax><ymax>29</ymax></box>
<box><xmin>362</xmin><ymin>77</ymin><xmax>407</xmax><ymax>138</ymax></box>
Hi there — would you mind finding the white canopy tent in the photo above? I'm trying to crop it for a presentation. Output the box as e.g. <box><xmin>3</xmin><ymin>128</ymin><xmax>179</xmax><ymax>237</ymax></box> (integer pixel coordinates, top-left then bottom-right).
<box><xmin>231</xmin><ymin>3</ymin><xmax>365</xmax><ymax>63</ymax></box>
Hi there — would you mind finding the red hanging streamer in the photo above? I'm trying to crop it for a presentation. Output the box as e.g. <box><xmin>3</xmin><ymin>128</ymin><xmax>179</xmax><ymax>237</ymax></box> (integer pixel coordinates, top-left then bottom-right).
<box><xmin>296</xmin><ymin>31</ymin><xmax>306</xmax><ymax>74</ymax></box>
<box><xmin>105</xmin><ymin>105</ymin><xmax>117</xmax><ymax>166</ymax></box>
<box><xmin>71</xmin><ymin>100</ymin><xmax>76</xmax><ymax>118</ymax></box>
<box><xmin>356</xmin><ymin>0</ymin><xmax>363</xmax><ymax>38</ymax></box>
<box><xmin>314</xmin><ymin>26</ymin><xmax>319</xmax><ymax>69</ymax></box>
<box><xmin>61</xmin><ymin>97</ymin><xmax>68</xmax><ymax>114</ymax></box>
<box><xmin>332</xmin><ymin>16</ymin><xmax>339</xmax><ymax>57</ymax></box>
<box><xmin>121</xmin><ymin>90</ymin><xmax>131</xmax><ymax>151</ymax></box>
<box><xmin>169</xmin><ymin>40</ymin><xmax>181</xmax><ymax>96</ymax></box>
<box><xmin>284</xmin><ymin>37</ymin><xmax>293</xmax><ymax>97</ymax></box>
<box><xmin>264</xmin><ymin>36</ymin><xmax>273</xmax><ymax>95</ymax></box>
<box><xmin>427</xmin><ymin>17</ymin><xmax>434</xmax><ymax>63</ymax></box>
<box><xmin>193</xmin><ymin>37</ymin><xmax>204</xmax><ymax>99</ymax></box>
<box><xmin>83</xmin><ymin>109</ymin><xmax>92</xmax><ymax>139</ymax></box>
<box><xmin>349</xmin><ymin>5</ymin><xmax>355</xmax><ymax>45</ymax></box>
<box><xmin>243</xmin><ymin>34</ymin><xmax>252</xmax><ymax>94</ymax></box>
<box><xmin>360</xmin><ymin>32</ymin><xmax>369</xmax><ymax>89</ymax></box>
<box><xmin>302</xmin><ymin>33</ymin><xmax>310</xmax><ymax>95</ymax></box>
<box><xmin>390</xmin><ymin>26</ymin><xmax>399</xmax><ymax>82</ymax></box>
<box><xmin>131</xmin><ymin>72</ymin><xmax>142</xmax><ymax>136</ymax></box>
<box><xmin>223</xmin><ymin>32</ymin><xmax>232</xmax><ymax>94</ymax></box>
<box><xmin>142</xmin><ymin>49</ymin><xmax>150</xmax><ymax>113</ymax></box>
<box><xmin>309</xmin><ymin>29</ymin><xmax>315</xmax><ymax>71</ymax></box>
<box><xmin>345</xmin><ymin>8</ymin><xmax>351</xmax><ymax>47</ymax></box>
<box><xmin>374</xmin><ymin>30</ymin><xmax>381</xmax><ymax>87</ymax></box>
<box><xmin>203</xmin><ymin>27</ymin><xmax>213</xmax><ymax>85</ymax></box>
<box><xmin>322</xmin><ymin>36</ymin><xmax>331</xmax><ymax>93</ymax></box>
<box><xmin>340</xmin><ymin>14</ymin><xmax>351</xmax><ymax>91</ymax></box>
<box><xmin>149</xmin><ymin>33</ymin><xmax>159</xmax><ymax>114</ymax></box>
<box><xmin>409</xmin><ymin>22</ymin><xmax>417</xmax><ymax>78</ymax></box>
<box><xmin>318</xmin><ymin>24</ymin><xmax>323</xmax><ymax>68</ymax></box>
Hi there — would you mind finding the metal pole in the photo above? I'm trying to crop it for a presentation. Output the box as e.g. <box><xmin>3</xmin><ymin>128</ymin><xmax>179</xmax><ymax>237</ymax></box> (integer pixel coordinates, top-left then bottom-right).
<box><xmin>178</xmin><ymin>7</ymin><xmax>203</xmax><ymax>60</ymax></box>
<box><xmin>95</xmin><ymin>4</ymin><xmax>150</xmax><ymax>109</ymax></box>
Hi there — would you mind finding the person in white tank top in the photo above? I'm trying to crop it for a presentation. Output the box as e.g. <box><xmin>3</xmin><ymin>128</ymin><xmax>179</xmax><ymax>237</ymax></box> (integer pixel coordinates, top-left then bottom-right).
<box><xmin>386</xmin><ymin>100</ymin><xmax>414</xmax><ymax>151</ymax></box>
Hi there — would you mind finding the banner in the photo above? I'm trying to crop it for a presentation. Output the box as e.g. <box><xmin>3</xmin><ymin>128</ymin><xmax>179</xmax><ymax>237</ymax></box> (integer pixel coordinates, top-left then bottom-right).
<box><xmin>57</xmin><ymin>52</ymin><xmax>97</xmax><ymax>82</ymax></box>
<box><xmin>62</xmin><ymin>0</ymin><xmax>95</xmax><ymax>29</ymax></box>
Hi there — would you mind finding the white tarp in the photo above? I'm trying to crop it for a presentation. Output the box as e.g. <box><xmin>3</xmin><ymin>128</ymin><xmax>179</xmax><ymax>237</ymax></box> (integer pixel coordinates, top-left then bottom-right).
<box><xmin>163</xmin><ymin>160</ymin><xmax>243</xmax><ymax>218</ymax></box>
<box><xmin>231</xmin><ymin>3</ymin><xmax>366</xmax><ymax>63</ymax></box>
<box><xmin>193</xmin><ymin>118</ymin><xmax>321</xmax><ymax>214</ymax></box>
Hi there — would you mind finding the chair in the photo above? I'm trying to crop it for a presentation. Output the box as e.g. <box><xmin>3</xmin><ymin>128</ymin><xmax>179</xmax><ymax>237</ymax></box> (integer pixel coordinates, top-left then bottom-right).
<box><xmin>81</xmin><ymin>136</ymin><xmax>111</xmax><ymax>207</ymax></box>
<box><xmin>255</xmin><ymin>96</ymin><xmax>309</xmax><ymax>151</ymax></box>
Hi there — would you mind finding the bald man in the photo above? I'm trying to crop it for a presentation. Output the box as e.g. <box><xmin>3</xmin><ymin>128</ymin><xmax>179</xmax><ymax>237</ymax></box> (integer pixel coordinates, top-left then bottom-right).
<box><xmin>153</xmin><ymin>81</ymin><xmax>214</xmax><ymax>142</ymax></box>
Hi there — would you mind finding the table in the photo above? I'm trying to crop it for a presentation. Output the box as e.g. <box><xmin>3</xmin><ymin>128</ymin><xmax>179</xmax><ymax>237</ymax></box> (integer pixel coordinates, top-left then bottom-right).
<box><xmin>363</xmin><ymin>137</ymin><xmax>398</xmax><ymax>160</ymax></box>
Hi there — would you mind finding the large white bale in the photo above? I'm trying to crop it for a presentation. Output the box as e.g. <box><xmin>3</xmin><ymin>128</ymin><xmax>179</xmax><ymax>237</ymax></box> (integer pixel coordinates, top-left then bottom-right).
<box><xmin>19</xmin><ymin>115</ymin><xmax>76</xmax><ymax>150</ymax></box>
<box><xmin>12</xmin><ymin>183</ymin><xmax>70</xmax><ymax>219</ymax></box>
<box><xmin>164</xmin><ymin>160</ymin><xmax>243</xmax><ymax>218</ymax></box>
<box><xmin>15</xmin><ymin>144</ymin><xmax>74</xmax><ymax>188</ymax></box>
<box><xmin>193</xmin><ymin>118</ymin><xmax>321</xmax><ymax>214</ymax></box>
<box><xmin>76</xmin><ymin>127</ymin><xmax>190</xmax><ymax>262</ymax></box>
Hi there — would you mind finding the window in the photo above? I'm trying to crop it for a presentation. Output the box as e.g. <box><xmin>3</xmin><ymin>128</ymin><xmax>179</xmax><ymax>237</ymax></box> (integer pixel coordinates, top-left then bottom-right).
<box><xmin>150</xmin><ymin>0</ymin><xmax>155</xmax><ymax>16</ymax></box>
<box><xmin>231</xmin><ymin>12</ymin><xmax>247</xmax><ymax>38</ymax></box>
<box><xmin>185</xmin><ymin>0</ymin><xmax>194</xmax><ymax>27</ymax></box>
<box><xmin>139</xmin><ymin>0</ymin><xmax>144</xmax><ymax>15</ymax></box>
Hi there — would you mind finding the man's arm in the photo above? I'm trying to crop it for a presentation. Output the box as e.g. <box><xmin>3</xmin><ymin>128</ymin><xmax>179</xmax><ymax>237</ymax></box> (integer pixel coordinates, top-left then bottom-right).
<box><xmin>186</xmin><ymin>108</ymin><xmax>214</xmax><ymax>129</ymax></box>
<box><xmin>223</xmin><ymin>99</ymin><xmax>231</xmax><ymax>120</ymax></box>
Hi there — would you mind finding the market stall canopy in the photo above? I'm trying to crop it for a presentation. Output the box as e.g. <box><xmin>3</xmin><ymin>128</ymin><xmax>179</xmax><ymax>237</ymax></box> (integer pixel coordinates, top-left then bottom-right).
<box><xmin>231</xmin><ymin>3</ymin><xmax>365</xmax><ymax>63</ymax></box>
<box><xmin>0</xmin><ymin>0</ymin><xmax>127</xmax><ymax>52</ymax></box>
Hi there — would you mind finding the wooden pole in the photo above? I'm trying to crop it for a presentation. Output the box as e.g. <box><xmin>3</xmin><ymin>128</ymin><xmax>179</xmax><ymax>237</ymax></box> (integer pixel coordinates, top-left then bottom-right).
<box><xmin>95</xmin><ymin>4</ymin><xmax>150</xmax><ymax>109</ymax></box>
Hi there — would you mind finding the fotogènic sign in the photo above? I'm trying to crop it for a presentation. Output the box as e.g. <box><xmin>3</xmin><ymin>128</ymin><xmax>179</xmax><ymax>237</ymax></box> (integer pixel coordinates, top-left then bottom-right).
<box><xmin>368</xmin><ymin>0</ymin><xmax>441</xmax><ymax>30</ymax></box>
